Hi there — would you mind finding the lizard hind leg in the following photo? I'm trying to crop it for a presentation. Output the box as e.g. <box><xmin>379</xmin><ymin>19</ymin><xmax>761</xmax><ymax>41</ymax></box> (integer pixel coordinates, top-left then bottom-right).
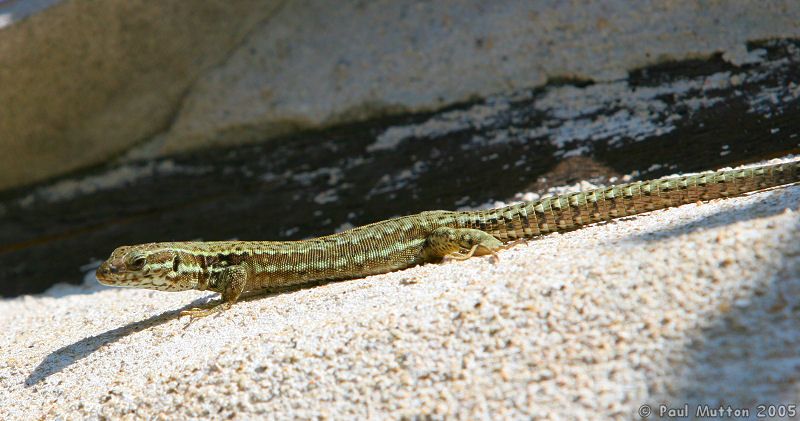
<box><xmin>422</xmin><ymin>227</ymin><xmax>504</xmax><ymax>263</ymax></box>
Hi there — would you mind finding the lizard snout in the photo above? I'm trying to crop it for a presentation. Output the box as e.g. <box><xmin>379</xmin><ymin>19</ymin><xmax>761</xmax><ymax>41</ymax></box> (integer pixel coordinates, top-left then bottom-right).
<box><xmin>96</xmin><ymin>261</ymin><xmax>121</xmax><ymax>283</ymax></box>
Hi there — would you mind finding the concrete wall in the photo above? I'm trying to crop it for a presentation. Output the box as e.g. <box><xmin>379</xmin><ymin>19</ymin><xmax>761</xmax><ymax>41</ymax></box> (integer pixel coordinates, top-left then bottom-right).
<box><xmin>2</xmin><ymin>0</ymin><xmax>800</xmax><ymax>190</ymax></box>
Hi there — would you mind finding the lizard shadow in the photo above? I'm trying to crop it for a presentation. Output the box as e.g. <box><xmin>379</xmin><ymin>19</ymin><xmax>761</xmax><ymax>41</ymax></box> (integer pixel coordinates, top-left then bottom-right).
<box><xmin>24</xmin><ymin>281</ymin><xmax>330</xmax><ymax>387</ymax></box>
<box><xmin>24</xmin><ymin>296</ymin><xmax>208</xmax><ymax>387</ymax></box>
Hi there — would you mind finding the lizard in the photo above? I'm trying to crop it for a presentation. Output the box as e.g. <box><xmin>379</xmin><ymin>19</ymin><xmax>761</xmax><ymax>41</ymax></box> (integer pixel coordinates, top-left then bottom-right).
<box><xmin>96</xmin><ymin>159</ymin><xmax>800</xmax><ymax>318</ymax></box>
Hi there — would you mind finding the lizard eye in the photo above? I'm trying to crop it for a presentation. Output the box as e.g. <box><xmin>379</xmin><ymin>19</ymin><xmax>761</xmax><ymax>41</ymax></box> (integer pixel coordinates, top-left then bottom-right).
<box><xmin>172</xmin><ymin>254</ymin><xmax>181</xmax><ymax>272</ymax></box>
<box><xmin>127</xmin><ymin>255</ymin><xmax>147</xmax><ymax>270</ymax></box>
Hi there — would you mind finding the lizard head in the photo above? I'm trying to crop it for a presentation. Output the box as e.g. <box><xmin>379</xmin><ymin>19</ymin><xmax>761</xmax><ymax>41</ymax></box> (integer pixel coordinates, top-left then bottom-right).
<box><xmin>96</xmin><ymin>243</ymin><xmax>197</xmax><ymax>291</ymax></box>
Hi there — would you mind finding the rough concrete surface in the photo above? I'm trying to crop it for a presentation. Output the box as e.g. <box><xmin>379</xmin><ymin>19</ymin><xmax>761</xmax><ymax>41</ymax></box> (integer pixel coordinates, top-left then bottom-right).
<box><xmin>155</xmin><ymin>0</ymin><xmax>800</xmax><ymax>154</ymax></box>
<box><xmin>2</xmin><ymin>0</ymin><xmax>800</xmax><ymax>190</ymax></box>
<box><xmin>2</xmin><ymin>157</ymin><xmax>799</xmax><ymax>419</ymax></box>
<box><xmin>0</xmin><ymin>0</ymin><xmax>285</xmax><ymax>191</ymax></box>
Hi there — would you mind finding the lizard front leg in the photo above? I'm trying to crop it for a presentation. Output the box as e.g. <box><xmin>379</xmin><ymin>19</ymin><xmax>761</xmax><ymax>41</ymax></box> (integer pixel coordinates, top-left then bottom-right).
<box><xmin>181</xmin><ymin>265</ymin><xmax>248</xmax><ymax>319</ymax></box>
<box><xmin>421</xmin><ymin>227</ymin><xmax>505</xmax><ymax>263</ymax></box>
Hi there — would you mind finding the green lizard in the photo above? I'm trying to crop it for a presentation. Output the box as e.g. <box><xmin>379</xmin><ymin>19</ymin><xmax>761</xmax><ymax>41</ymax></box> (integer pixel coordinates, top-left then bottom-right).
<box><xmin>97</xmin><ymin>160</ymin><xmax>799</xmax><ymax>318</ymax></box>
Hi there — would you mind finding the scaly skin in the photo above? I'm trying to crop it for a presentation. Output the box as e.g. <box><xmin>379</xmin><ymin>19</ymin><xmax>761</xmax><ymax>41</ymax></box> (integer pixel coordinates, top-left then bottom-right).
<box><xmin>97</xmin><ymin>160</ymin><xmax>800</xmax><ymax>318</ymax></box>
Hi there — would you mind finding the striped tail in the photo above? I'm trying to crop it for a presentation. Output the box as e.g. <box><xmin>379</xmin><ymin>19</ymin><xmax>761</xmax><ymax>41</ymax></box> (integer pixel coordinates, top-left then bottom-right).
<box><xmin>460</xmin><ymin>160</ymin><xmax>800</xmax><ymax>241</ymax></box>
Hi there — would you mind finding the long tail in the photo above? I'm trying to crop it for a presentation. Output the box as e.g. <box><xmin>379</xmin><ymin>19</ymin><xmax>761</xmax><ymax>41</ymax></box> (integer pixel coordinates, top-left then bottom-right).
<box><xmin>457</xmin><ymin>160</ymin><xmax>800</xmax><ymax>241</ymax></box>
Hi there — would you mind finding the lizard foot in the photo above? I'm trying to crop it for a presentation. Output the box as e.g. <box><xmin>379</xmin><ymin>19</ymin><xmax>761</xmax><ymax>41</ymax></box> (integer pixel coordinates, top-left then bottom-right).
<box><xmin>499</xmin><ymin>237</ymin><xmax>528</xmax><ymax>250</ymax></box>
<box><xmin>181</xmin><ymin>265</ymin><xmax>246</xmax><ymax>322</ymax></box>
<box><xmin>180</xmin><ymin>302</ymin><xmax>232</xmax><ymax>319</ymax></box>
<box><xmin>450</xmin><ymin>237</ymin><xmax>528</xmax><ymax>263</ymax></box>
<box><xmin>424</xmin><ymin>227</ymin><xmax>503</xmax><ymax>263</ymax></box>
<box><xmin>448</xmin><ymin>244</ymin><xmax>500</xmax><ymax>263</ymax></box>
